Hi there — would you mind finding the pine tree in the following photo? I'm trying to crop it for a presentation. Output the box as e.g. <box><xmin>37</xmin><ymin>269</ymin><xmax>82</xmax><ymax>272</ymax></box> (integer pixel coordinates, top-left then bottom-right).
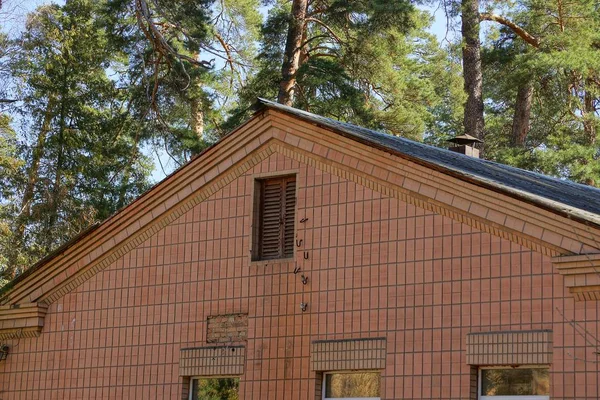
<box><xmin>481</xmin><ymin>0</ymin><xmax>600</xmax><ymax>185</ymax></box>
<box><xmin>101</xmin><ymin>0</ymin><xmax>261</xmax><ymax>164</ymax></box>
<box><xmin>5</xmin><ymin>0</ymin><xmax>153</xmax><ymax>278</ymax></box>
<box><xmin>232</xmin><ymin>0</ymin><xmax>464</xmax><ymax>141</ymax></box>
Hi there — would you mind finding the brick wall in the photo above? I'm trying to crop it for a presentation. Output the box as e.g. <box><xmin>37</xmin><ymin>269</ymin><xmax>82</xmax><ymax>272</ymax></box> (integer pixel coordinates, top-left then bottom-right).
<box><xmin>206</xmin><ymin>314</ymin><xmax>248</xmax><ymax>343</ymax></box>
<box><xmin>0</xmin><ymin>151</ymin><xmax>598</xmax><ymax>399</ymax></box>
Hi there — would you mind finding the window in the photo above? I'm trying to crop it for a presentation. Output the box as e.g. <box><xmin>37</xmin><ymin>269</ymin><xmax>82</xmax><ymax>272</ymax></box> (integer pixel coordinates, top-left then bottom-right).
<box><xmin>252</xmin><ymin>176</ymin><xmax>296</xmax><ymax>260</ymax></box>
<box><xmin>189</xmin><ymin>377</ymin><xmax>240</xmax><ymax>400</ymax></box>
<box><xmin>479</xmin><ymin>367</ymin><xmax>549</xmax><ymax>400</ymax></box>
<box><xmin>323</xmin><ymin>372</ymin><xmax>381</xmax><ymax>400</ymax></box>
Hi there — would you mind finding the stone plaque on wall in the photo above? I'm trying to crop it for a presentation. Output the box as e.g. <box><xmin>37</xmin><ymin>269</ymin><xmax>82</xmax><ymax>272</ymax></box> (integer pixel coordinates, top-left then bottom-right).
<box><xmin>207</xmin><ymin>313</ymin><xmax>248</xmax><ymax>343</ymax></box>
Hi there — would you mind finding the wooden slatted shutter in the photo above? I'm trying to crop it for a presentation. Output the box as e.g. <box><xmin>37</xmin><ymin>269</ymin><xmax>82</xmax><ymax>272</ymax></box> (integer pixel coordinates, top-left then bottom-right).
<box><xmin>283</xmin><ymin>179</ymin><xmax>296</xmax><ymax>257</ymax></box>
<box><xmin>257</xmin><ymin>176</ymin><xmax>296</xmax><ymax>260</ymax></box>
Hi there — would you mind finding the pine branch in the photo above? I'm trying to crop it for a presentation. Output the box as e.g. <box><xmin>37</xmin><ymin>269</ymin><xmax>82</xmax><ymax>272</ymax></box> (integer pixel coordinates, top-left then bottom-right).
<box><xmin>134</xmin><ymin>0</ymin><xmax>213</xmax><ymax>69</ymax></box>
<box><xmin>480</xmin><ymin>13</ymin><xmax>540</xmax><ymax>48</ymax></box>
<box><xmin>306</xmin><ymin>17</ymin><xmax>343</xmax><ymax>44</ymax></box>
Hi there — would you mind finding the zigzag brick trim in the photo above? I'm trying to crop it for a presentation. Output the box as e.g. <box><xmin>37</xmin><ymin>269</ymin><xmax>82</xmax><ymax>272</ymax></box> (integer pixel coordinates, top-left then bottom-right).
<box><xmin>0</xmin><ymin>327</ymin><xmax>43</xmax><ymax>341</ymax></box>
<box><xmin>40</xmin><ymin>138</ymin><xmax>568</xmax><ymax>305</ymax></box>
<box><xmin>273</xmin><ymin>142</ymin><xmax>560</xmax><ymax>257</ymax></box>
<box><xmin>41</xmin><ymin>146</ymin><xmax>276</xmax><ymax>305</ymax></box>
<box><xmin>553</xmin><ymin>254</ymin><xmax>600</xmax><ymax>301</ymax></box>
<box><xmin>572</xmin><ymin>288</ymin><xmax>600</xmax><ymax>301</ymax></box>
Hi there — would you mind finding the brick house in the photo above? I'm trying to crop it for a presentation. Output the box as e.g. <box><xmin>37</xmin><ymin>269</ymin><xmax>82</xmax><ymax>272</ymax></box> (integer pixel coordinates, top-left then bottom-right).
<box><xmin>1</xmin><ymin>99</ymin><xmax>599</xmax><ymax>399</ymax></box>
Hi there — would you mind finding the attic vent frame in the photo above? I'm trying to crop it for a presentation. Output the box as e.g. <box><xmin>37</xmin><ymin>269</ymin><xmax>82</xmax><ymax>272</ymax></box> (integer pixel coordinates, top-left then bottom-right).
<box><xmin>447</xmin><ymin>134</ymin><xmax>483</xmax><ymax>158</ymax></box>
<box><xmin>252</xmin><ymin>175</ymin><xmax>296</xmax><ymax>261</ymax></box>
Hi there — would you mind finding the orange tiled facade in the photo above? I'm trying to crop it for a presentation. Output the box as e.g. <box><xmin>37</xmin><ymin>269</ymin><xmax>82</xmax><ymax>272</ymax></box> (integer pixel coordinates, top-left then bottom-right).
<box><xmin>1</xmin><ymin>150</ymin><xmax>599</xmax><ymax>399</ymax></box>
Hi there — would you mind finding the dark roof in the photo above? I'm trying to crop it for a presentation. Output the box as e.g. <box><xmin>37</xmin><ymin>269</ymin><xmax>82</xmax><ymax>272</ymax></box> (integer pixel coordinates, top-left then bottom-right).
<box><xmin>256</xmin><ymin>98</ymin><xmax>600</xmax><ymax>226</ymax></box>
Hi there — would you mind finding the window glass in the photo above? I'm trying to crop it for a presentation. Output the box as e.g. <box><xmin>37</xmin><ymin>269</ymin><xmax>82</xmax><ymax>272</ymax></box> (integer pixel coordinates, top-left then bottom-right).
<box><xmin>324</xmin><ymin>372</ymin><xmax>381</xmax><ymax>399</ymax></box>
<box><xmin>481</xmin><ymin>368</ymin><xmax>549</xmax><ymax>396</ymax></box>
<box><xmin>190</xmin><ymin>377</ymin><xmax>239</xmax><ymax>400</ymax></box>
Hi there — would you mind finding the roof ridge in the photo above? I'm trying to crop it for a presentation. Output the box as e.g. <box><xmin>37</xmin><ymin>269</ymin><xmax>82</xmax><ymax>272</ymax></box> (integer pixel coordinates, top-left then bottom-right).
<box><xmin>256</xmin><ymin>98</ymin><xmax>600</xmax><ymax>226</ymax></box>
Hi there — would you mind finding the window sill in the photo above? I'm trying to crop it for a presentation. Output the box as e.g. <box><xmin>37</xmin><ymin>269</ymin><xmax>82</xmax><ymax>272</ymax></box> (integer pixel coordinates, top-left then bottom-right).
<box><xmin>480</xmin><ymin>397</ymin><xmax>549</xmax><ymax>400</ymax></box>
<box><xmin>250</xmin><ymin>257</ymin><xmax>294</xmax><ymax>266</ymax></box>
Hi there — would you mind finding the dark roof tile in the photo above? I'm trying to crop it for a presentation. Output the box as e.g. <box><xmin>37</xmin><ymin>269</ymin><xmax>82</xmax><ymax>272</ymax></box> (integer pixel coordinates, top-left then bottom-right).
<box><xmin>258</xmin><ymin>98</ymin><xmax>600</xmax><ymax>226</ymax></box>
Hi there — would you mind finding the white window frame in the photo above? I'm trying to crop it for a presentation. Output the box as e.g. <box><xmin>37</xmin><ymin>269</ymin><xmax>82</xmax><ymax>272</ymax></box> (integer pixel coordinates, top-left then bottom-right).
<box><xmin>322</xmin><ymin>371</ymin><xmax>381</xmax><ymax>400</ymax></box>
<box><xmin>189</xmin><ymin>376</ymin><xmax>240</xmax><ymax>400</ymax></box>
<box><xmin>478</xmin><ymin>366</ymin><xmax>550</xmax><ymax>400</ymax></box>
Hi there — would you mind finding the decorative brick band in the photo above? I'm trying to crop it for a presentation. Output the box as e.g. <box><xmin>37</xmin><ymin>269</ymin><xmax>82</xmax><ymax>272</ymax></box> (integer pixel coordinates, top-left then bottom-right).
<box><xmin>179</xmin><ymin>346</ymin><xmax>246</xmax><ymax>377</ymax></box>
<box><xmin>311</xmin><ymin>337</ymin><xmax>386</xmax><ymax>371</ymax></box>
<box><xmin>0</xmin><ymin>327</ymin><xmax>44</xmax><ymax>341</ymax></box>
<box><xmin>41</xmin><ymin>146</ymin><xmax>276</xmax><ymax>305</ymax></box>
<box><xmin>466</xmin><ymin>330</ymin><xmax>553</xmax><ymax>365</ymax></box>
<box><xmin>553</xmin><ymin>253</ymin><xmax>600</xmax><ymax>301</ymax></box>
<box><xmin>0</xmin><ymin>303</ymin><xmax>47</xmax><ymax>340</ymax></box>
<box><xmin>273</xmin><ymin>142</ymin><xmax>563</xmax><ymax>258</ymax></box>
<box><xmin>207</xmin><ymin>314</ymin><xmax>248</xmax><ymax>343</ymax></box>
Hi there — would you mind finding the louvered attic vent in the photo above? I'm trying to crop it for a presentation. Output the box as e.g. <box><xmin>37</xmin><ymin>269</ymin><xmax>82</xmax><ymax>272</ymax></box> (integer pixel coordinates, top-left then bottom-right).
<box><xmin>252</xmin><ymin>176</ymin><xmax>296</xmax><ymax>261</ymax></box>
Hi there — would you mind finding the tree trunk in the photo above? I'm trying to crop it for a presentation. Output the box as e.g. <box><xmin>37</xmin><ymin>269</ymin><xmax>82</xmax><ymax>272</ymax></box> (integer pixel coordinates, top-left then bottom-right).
<box><xmin>278</xmin><ymin>0</ymin><xmax>308</xmax><ymax>106</ymax></box>
<box><xmin>17</xmin><ymin>98</ymin><xmax>55</xmax><ymax>227</ymax></box>
<box><xmin>190</xmin><ymin>97</ymin><xmax>204</xmax><ymax>139</ymax></box>
<box><xmin>583</xmin><ymin>81</ymin><xmax>596</xmax><ymax>146</ymax></box>
<box><xmin>511</xmin><ymin>82</ymin><xmax>533</xmax><ymax>146</ymax></box>
<box><xmin>46</xmin><ymin>88</ymin><xmax>68</xmax><ymax>252</ymax></box>
<box><xmin>8</xmin><ymin>96</ymin><xmax>55</xmax><ymax>274</ymax></box>
<box><xmin>189</xmin><ymin>52</ymin><xmax>204</xmax><ymax>140</ymax></box>
<box><xmin>461</xmin><ymin>0</ymin><xmax>485</xmax><ymax>140</ymax></box>
<box><xmin>580</xmin><ymin>80</ymin><xmax>597</xmax><ymax>186</ymax></box>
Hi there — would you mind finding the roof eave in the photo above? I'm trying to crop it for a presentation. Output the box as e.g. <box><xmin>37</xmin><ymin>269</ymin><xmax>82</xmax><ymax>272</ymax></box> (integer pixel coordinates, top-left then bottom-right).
<box><xmin>255</xmin><ymin>98</ymin><xmax>600</xmax><ymax>229</ymax></box>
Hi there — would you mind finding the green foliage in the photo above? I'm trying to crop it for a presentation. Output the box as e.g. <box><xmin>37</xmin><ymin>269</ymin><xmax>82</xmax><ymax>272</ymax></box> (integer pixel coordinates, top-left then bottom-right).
<box><xmin>3</xmin><ymin>0</ymin><xmax>153</xmax><ymax>278</ymax></box>
<box><xmin>0</xmin><ymin>114</ymin><xmax>25</xmax><ymax>280</ymax></box>
<box><xmin>482</xmin><ymin>0</ymin><xmax>600</xmax><ymax>184</ymax></box>
<box><xmin>1</xmin><ymin>0</ymin><xmax>599</xmax><ymax>284</ymax></box>
<box><xmin>193</xmin><ymin>377</ymin><xmax>240</xmax><ymax>400</ymax></box>
<box><xmin>234</xmin><ymin>0</ymin><xmax>464</xmax><ymax>141</ymax></box>
<box><xmin>101</xmin><ymin>0</ymin><xmax>261</xmax><ymax>160</ymax></box>
<box><xmin>0</xmin><ymin>0</ymin><xmax>264</xmax><ymax>282</ymax></box>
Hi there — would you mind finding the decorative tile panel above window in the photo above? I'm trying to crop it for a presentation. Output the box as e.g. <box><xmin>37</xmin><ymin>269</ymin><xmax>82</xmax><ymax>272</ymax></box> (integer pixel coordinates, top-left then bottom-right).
<box><xmin>179</xmin><ymin>346</ymin><xmax>245</xmax><ymax>377</ymax></box>
<box><xmin>466</xmin><ymin>330</ymin><xmax>553</xmax><ymax>366</ymax></box>
<box><xmin>311</xmin><ymin>337</ymin><xmax>386</xmax><ymax>371</ymax></box>
<box><xmin>252</xmin><ymin>175</ymin><xmax>296</xmax><ymax>261</ymax></box>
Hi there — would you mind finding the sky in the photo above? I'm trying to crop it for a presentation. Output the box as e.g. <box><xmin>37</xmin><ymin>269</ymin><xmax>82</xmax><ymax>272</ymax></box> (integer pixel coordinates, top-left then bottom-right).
<box><xmin>0</xmin><ymin>0</ymin><xmax>52</xmax><ymax>35</ymax></box>
<box><xmin>1</xmin><ymin>0</ymin><xmax>454</xmax><ymax>183</ymax></box>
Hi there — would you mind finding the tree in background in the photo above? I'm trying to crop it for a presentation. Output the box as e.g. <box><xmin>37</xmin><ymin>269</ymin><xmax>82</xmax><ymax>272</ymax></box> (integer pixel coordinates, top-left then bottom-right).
<box><xmin>0</xmin><ymin>0</ymin><xmax>262</xmax><ymax>280</ymax></box>
<box><xmin>481</xmin><ymin>0</ymin><xmax>600</xmax><ymax>184</ymax></box>
<box><xmin>231</xmin><ymin>0</ymin><xmax>464</xmax><ymax>141</ymax></box>
<box><xmin>0</xmin><ymin>114</ymin><xmax>23</xmax><ymax>285</ymax></box>
<box><xmin>102</xmin><ymin>0</ymin><xmax>261</xmax><ymax>166</ymax></box>
<box><xmin>460</xmin><ymin>0</ymin><xmax>485</xmax><ymax>140</ymax></box>
<box><xmin>1</xmin><ymin>0</ymin><xmax>598</xmax><ymax>283</ymax></box>
<box><xmin>2</xmin><ymin>0</ymin><xmax>153</xmax><ymax>280</ymax></box>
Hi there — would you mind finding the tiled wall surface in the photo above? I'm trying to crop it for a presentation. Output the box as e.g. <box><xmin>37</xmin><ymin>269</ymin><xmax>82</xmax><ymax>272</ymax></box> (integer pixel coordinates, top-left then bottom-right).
<box><xmin>466</xmin><ymin>329</ymin><xmax>553</xmax><ymax>365</ymax></box>
<box><xmin>311</xmin><ymin>337</ymin><xmax>387</xmax><ymax>371</ymax></box>
<box><xmin>0</xmin><ymin>152</ymin><xmax>599</xmax><ymax>399</ymax></box>
<box><xmin>179</xmin><ymin>346</ymin><xmax>246</xmax><ymax>376</ymax></box>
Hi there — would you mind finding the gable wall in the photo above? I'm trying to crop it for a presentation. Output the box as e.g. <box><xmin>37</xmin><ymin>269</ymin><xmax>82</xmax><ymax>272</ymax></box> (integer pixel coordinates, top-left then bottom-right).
<box><xmin>0</xmin><ymin>151</ymin><xmax>598</xmax><ymax>399</ymax></box>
